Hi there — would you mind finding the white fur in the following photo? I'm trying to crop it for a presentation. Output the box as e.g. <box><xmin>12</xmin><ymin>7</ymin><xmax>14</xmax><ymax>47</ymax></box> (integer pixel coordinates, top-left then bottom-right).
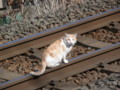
<box><xmin>30</xmin><ymin>33</ymin><xmax>77</xmax><ymax>76</ymax></box>
<box><xmin>46</xmin><ymin>39</ymin><xmax>72</xmax><ymax>68</ymax></box>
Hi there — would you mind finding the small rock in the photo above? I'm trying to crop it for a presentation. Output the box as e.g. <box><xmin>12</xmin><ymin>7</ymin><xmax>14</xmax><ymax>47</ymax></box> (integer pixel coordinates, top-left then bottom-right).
<box><xmin>109</xmin><ymin>76</ymin><xmax>116</xmax><ymax>81</ymax></box>
<box><xmin>66</xmin><ymin>77</ymin><xmax>73</xmax><ymax>82</ymax></box>
<box><xmin>87</xmin><ymin>47</ymin><xmax>92</xmax><ymax>50</ymax></box>
<box><xmin>118</xmin><ymin>81</ymin><xmax>120</xmax><ymax>87</ymax></box>
<box><xmin>112</xmin><ymin>81</ymin><xmax>118</xmax><ymax>86</ymax></box>
<box><xmin>80</xmin><ymin>86</ymin><xmax>89</xmax><ymax>90</ymax></box>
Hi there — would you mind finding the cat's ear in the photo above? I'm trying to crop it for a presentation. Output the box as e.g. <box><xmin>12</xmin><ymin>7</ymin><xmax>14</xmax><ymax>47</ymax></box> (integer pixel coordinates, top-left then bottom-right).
<box><xmin>65</xmin><ymin>33</ymin><xmax>69</xmax><ymax>36</ymax></box>
<box><xmin>74</xmin><ymin>33</ymin><xmax>77</xmax><ymax>37</ymax></box>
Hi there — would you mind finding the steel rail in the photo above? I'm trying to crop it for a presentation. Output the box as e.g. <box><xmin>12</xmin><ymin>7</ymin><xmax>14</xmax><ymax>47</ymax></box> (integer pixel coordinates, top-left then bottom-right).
<box><xmin>0</xmin><ymin>7</ymin><xmax>120</xmax><ymax>61</ymax></box>
<box><xmin>0</xmin><ymin>42</ymin><xmax>120</xmax><ymax>90</ymax></box>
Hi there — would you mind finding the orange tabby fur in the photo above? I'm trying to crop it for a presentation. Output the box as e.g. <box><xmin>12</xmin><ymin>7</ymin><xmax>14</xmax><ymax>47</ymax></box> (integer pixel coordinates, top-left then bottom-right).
<box><xmin>30</xmin><ymin>33</ymin><xmax>77</xmax><ymax>76</ymax></box>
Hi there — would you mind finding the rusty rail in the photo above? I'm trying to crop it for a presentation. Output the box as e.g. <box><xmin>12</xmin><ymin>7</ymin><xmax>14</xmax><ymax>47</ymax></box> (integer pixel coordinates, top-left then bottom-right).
<box><xmin>0</xmin><ymin>7</ymin><xmax>120</xmax><ymax>90</ymax></box>
<box><xmin>0</xmin><ymin>42</ymin><xmax>120</xmax><ymax>90</ymax></box>
<box><xmin>0</xmin><ymin>7</ymin><xmax>120</xmax><ymax>61</ymax></box>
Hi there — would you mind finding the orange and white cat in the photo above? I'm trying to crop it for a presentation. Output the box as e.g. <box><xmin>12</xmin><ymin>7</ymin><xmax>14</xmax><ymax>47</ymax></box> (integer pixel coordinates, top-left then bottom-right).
<box><xmin>30</xmin><ymin>33</ymin><xmax>77</xmax><ymax>76</ymax></box>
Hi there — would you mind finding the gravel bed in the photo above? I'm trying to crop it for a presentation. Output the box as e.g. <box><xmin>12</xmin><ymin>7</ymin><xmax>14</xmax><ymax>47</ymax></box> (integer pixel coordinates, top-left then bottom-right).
<box><xmin>40</xmin><ymin>59</ymin><xmax>120</xmax><ymax>90</ymax></box>
<box><xmin>0</xmin><ymin>0</ymin><xmax>120</xmax><ymax>44</ymax></box>
<box><xmin>0</xmin><ymin>43</ymin><xmax>96</xmax><ymax>75</ymax></box>
<box><xmin>0</xmin><ymin>54</ymin><xmax>41</xmax><ymax>75</ymax></box>
<box><xmin>82</xmin><ymin>21</ymin><xmax>120</xmax><ymax>44</ymax></box>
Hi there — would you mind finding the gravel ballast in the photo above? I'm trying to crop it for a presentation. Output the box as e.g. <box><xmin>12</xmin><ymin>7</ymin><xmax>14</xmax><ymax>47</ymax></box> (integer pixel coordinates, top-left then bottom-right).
<box><xmin>82</xmin><ymin>21</ymin><xmax>120</xmax><ymax>44</ymax></box>
<box><xmin>0</xmin><ymin>43</ymin><xmax>96</xmax><ymax>75</ymax></box>
<box><xmin>0</xmin><ymin>0</ymin><xmax>120</xmax><ymax>44</ymax></box>
<box><xmin>40</xmin><ymin>59</ymin><xmax>120</xmax><ymax>90</ymax></box>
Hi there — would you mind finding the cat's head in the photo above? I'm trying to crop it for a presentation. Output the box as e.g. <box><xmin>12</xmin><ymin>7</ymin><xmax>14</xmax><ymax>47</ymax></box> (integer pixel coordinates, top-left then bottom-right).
<box><xmin>63</xmin><ymin>33</ymin><xmax>77</xmax><ymax>47</ymax></box>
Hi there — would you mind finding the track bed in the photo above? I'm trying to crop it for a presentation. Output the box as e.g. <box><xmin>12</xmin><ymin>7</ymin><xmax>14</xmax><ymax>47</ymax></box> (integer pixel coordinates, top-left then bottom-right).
<box><xmin>0</xmin><ymin>21</ymin><xmax>120</xmax><ymax>76</ymax></box>
<box><xmin>0</xmin><ymin>8</ymin><xmax>120</xmax><ymax>90</ymax></box>
<box><xmin>40</xmin><ymin>59</ymin><xmax>120</xmax><ymax>90</ymax></box>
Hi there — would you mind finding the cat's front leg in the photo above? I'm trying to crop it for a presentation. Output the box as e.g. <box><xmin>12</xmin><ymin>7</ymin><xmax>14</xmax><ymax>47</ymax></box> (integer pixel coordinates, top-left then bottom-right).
<box><xmin>63</xmin><ymin>54</ymin><xmax>68</xmax><ymax>63</ymax></box>
<box><xmin>63</xmin><ymin>59</ymin><xmax>68</xmax><ymax>63</ymax></box>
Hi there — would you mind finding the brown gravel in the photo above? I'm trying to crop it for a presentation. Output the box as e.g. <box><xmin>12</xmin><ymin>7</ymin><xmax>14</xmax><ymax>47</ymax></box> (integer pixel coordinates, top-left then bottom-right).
<box><xmin>0</xmin><ymin>0</ymin><xmax>120</xmax><ymax>44</ymax></box>
<box><xmin>0</xmin><ymin>21</ymin><xmax>119</xmax><ymax>75</ymax></box>
<box><xmin>82</xmin><ymin>21</ymin><xmax>120</xmax><ymax>44</ymax></box>
<box><xmin>0</xmin><ymin>43</ymin><xmax>96</xmax><ymax>75</ymax></box>
<box><xmin>40</xmin><ymin>59</ymin><xmax>120</xmax><ymax>90</ymax></box>
<box><xmin>0</xmin><ymin>54</ymin><xmax>41</xmax><ymax>75</ymax></box>
<box><xmin>0</xmin><ymin>21</ymin><xmax>119</xmax><ymax>85</ymax></box>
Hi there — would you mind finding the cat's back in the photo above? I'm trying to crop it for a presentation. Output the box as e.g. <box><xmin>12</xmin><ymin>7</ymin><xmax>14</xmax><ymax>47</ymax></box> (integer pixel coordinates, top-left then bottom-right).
<box><xmin>43</xmin><ymin>39</ymin><xmax>62</xmax><ymax>56</ymax></box>
<box><xmin>48</xmin><ymin>39</ymin><xmax>62</xmax><ymax>50</ymax></box>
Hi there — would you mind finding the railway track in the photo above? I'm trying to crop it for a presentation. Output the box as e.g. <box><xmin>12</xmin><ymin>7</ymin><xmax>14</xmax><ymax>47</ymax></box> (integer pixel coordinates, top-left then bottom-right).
<box><xmin>41</xmin><ymin>59</ymin><xmax>120</xmax><ymax>90</ymax></box>
<box><xmin>0</xmin><ymin>7</ymin><xmax>120</xmax><ymax>90</ymax></box>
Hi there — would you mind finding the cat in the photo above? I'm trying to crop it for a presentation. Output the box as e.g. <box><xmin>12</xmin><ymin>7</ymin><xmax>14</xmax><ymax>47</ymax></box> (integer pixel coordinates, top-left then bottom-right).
<box><xmin>30</xmin><ymin>33</ymin><xmax>77</xmax><ymax>76</ymax></box>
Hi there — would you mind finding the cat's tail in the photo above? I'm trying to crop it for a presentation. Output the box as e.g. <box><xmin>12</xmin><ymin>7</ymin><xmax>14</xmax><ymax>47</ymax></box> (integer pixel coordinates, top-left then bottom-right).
<box><xmin>30</xmin><ymin>60</ymin><xmax>46</xmax><ymax>76</ymax></box>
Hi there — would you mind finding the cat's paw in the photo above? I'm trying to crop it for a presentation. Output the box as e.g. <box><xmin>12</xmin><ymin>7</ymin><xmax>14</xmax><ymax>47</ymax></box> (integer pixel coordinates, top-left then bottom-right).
<box><xmin>63</xmin><ymin>59</ymin><xmax>69</xmax><ymax>63</ymax></box>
